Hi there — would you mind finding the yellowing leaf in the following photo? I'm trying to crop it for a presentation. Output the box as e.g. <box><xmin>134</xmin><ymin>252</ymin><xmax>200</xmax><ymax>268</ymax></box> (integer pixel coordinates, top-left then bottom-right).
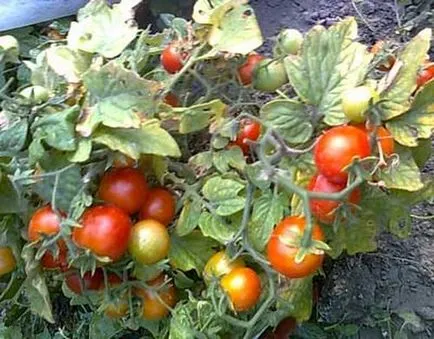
<box><xmin>284</xmin><ymin>18</ymin><xmax>373</xmax><ymax>126</ymax></box>
<box><xmin>92</xmin><ymin>120</ymin><xmax>181</xmax><ymax>159</ymax></box>
<box><xmin>208</xmin><ymin>4</ymin><xmax>263</xmax><ymax>54</ymax></box>
<box><xmin>46</xmin><ymin>46</ymin><xmax>91</xmax><ymax>83</ymax></box>
<box><xmin>378</xmin><ymin>28</ymin><xmax>432</xmax><ymax>120</ymax></box>
<box><xmin>67</xmin><ymin>0</ymin><xmax>139</xmax><ymax>58</ymax></box>
<box><xmin>386</xmin><ymin>80</ymin><xmax>434</xmax><ymax>147</ymax></box>
<box><xmin>193</xmin><ymin>0</ymin><xmax>247</xmax><ymax>25</ymax></box>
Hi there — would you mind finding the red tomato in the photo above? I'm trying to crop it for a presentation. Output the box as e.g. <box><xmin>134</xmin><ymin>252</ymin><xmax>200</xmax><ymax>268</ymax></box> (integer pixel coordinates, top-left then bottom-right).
<box><xmin>41</xmin><ymin>240</ymin><xmax>69</xmax><ymax>271</ymax></box>
<box><xmin>267</xmin><ymin>216</ymin><xmax>324</xmax><ymax>278</ymax></box>
<box><xmin>161</xmin><ymin>44</ymin><xmax>188</xmax><ymax>74</ymax></box>
<box><xmin>72</xmin><ymin>205</ymin><xmax>132</xmax><ymax>261</ymax></box>
<box><xmin>274</xmin><ymin>317</ymin><xmax>297</xmax><ymax>339</ymax></box>
<box><xmin>139</xmin><ymin>188</ymin><xmax>176</xmax><ymax>226</ymax></box>
<box><xmin>163</xmin><ymin>93</ymin><xmax>181</xmax><ymax>107</ymax></box>
<box><xmin>65</xmin><ymin>269</ymin><xmax>103</xmax><ymax>294</ymax></box>
<box><xmin>28</xmin><ymin>205</ymin><xmax>63</xmax><ymax>242</ymax></box>
<box><xmin>233</xmin><ymin>119</ymin><xmax>261</xmax><ymax>155</ymax></box>
<box><xmin>238</xmin><ymin>53</ymin><xmax>265</xmax><ymax>86</ymax></box>
<box><xmin>0</xmin><ymin>247</ymin><xmax>16</xmax><ymax>277</ymax></box>
<box><xmin>354</xmin><ymin>123</ymin><xmax>395</xmax><ymax>157</ymax></box>
<box><xmin>308</xmin><ymin>174</ymin><xmax>361</xmax><ymax>224</ymax></box>
<box><xmin>220</xmin><ymin>267</ymin><xmax>261</xmax><ymax>312</ymax></box>
<box><xmin>314</xmin><ymin>126</ymin><xmax>371</xmax><ymax>184</ymax></box>
<box><xmin>135</xmin><ymin>274</ymin><xmax>177</xmax><ymax>320</ymax></box>
<box><xmin>98</xmin><ymin>167</ymin><xmax>149</xmax><ymax>215</ymax></box>
<box><xmin>417</xmin><ymin>63</ymin><xmax>434</xmax><ymax>88</ymax></box>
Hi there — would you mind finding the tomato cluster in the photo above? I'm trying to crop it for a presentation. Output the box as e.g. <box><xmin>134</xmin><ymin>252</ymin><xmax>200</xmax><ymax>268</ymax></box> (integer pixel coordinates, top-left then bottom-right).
<box><xmin>25</xmin><ymin>163</ymin><xmax>178</xmax><ymax>320</ymax></box>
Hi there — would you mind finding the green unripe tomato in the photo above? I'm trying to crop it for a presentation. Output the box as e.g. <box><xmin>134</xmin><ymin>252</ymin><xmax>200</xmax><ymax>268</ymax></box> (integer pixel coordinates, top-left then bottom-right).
<box><xmin>341</xmin><ymin>86</ymin><xmax>379</xmax><ymax>123</ymax></box>
<box><xmin>19</xmin><ymin>86</ymin><xmax>50</xmax><ymax>104</ymax></box>
<box><xmin>253</xmin><ymin>59</ymin><xmax>288</xmax><ymax>92</ymax></box>
<box><xmin>0</xmin><ymin>35</ymin><xmax>19</xmax><ymax>63</ymax></box>
<box><xmin>275</xmin><ymin>29</ymin><xmax>303</xmax><ymax>56</ymax></box>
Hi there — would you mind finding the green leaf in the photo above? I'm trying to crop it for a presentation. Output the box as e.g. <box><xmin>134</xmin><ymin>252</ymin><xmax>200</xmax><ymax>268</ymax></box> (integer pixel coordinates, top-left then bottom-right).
<box><xmin>377</xmin><ymin>146</ymin><xmax>423</xmax><ymax>191</ymax></box>
<box><xmin>170</xmin><ymin>293</ymin><xmax>224</xmax><ymax>339</ymax></box>
<box><xmin>89</xmin><ymin>313</ymin><xmax>122</xmax><ymax>338</ymax></box>
<box><xmin>0</xmin><ymin>119</ymin><xmax>28</xmax><ymax>155</ymax></box>
<box><xmin>35</xmin><ymin>155</ymin><xmax>83</xmax><ymax>211</ymax></box>
<box><xmin>78</xmin><ymin>62</ymin><xmax>162</xmax><ymax>136</ymax></box>
<box><xmin>411</xmin><ymin>138</ymin><xmax>432</xmax><ymax>169</ymax></box>
<box><xmin>67</xmin><ymin>139</ymin><xmax>92</xmax><ymax>163</ymax></box>
<box><xmin>67</xmin><ymin>0</ymin><xmax>140</xmax><ymax>58</ymax></box>
<box><xmin>329</xmin><ymin>213</ymin><xmax>378</xmax><ymax>258</ymax></box>
<box><xmin>212</xmin><ymin>148</ymin><xmax>246</xmax><ymax>173</ymax></box>
<box><xmin>92</xmin><ymin>120</ymin><xmax>181</xmax><ymax>159</ymax></box>
<box><xmin>23</xmin><ymin>51</ymin><xmax>65</xmax><ymax>91</ymax></box>
<box><xmin>46</xmin><ymin>46</ymin><xmax>92</xmax><ymax>83</ymax></box>
<box><xmin>379</xmin><ymin>29</ymin><xmax>432</xmax><ymax>120</ymax></box>
<box><xmin>0</xmin><ymin>175</ymin><xmax>22</xmax><ymax>214</ymax></box>
<box><xmin>169</xmin><ymin>231</ymin><xmax>218</xmax><ymax>274</ymax></box>
<box><xmin>284</xmin><ymin>18</ymin><xmax>373</xmax><ymax>126</ymax></box>
<box><xmin>176</xmin><ymin>200</ymin><xmax>202</xmax><ymax>236</ymax></box>
<box><xmin>386</xmin><ymin>80</ymin><xmax>434</xmax><ymax>146</ymax></box>
<box><xmin>202</xmin><ymin>176</ymin><xmax>245</xmax><ymax>216</ymax></box>
<box><xmin>21</xmin><ymin>245</ymin><xmax>54</xmax><ymax>323</ymax></box>
<box><xmin>32</xmin><ymin>106</ymin><xmax>80</xmax><ymax>151</ymax></box>
<box><xmin>165</xmin><ymin>100</ymin><xmax>226</xmax><ymax>134</ymax></box>
<box><xmin>198</xmin><ymin>211</ymin><xmax>238</xmax><ymax>243</ymax></box>
<box><xmin>248</xmin><ymin>190</ymin><xmax>287</xmax><ymax>251</ymax></box>
<box><xmin>277</xmin><ymin>277</ymin><xmax>313</xmax><ymax>322</ymax></box>
<box><xmin>261</xmin><ymin>99</ymin><xmax>313</xmax><ymax>144</ymax></box>
<box><xmin>245</xmin><ymin>162</ymin><xmax>271</xmax><ymax>190</ymax></box>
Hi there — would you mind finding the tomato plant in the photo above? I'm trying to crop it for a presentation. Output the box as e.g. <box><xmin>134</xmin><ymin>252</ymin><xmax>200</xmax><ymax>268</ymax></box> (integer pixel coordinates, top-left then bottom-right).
<box><xmin>98</xmin><ymin>167</ymin><xmax>149</xmax><ymax>215</ymax></box>
<box><xmin>135</xmin><ymin>274</ymin><xmax>177</xmax><ymax>320</ymax></box>
<box><xmin>128</xmin><ymin>219</ymin><xmax>170</xmax><ymax>265</ymax></box>
<box><xmin>0</xmin><ymin>1</ymin><xmax>432</xmax><ymax>337</ymax></box>
<box><xmin>220</xmin><ymin>267</ymin><xmax>262</xmax><ymax>312</ymax></box>
<box><xmin>238</xmin><ymin>53</ymin><xmax>265</xmax><ymax>86</ymax></box>
<box><xmin>72</xmin><ymin>205</ymin><xmax>132</xmax><ymax>261</ymax></box>
<box><xmin>0</xmin><ymin>247</ymin><xmax>16</xmax><ymax>277</ymax></box>
<box><xmin>139</xmin><ymin>187</ymin><xmax>176</xmax><ymax>226</ymax></box>
<box><xmin>314</xmin><ymin>125</ymin><xmax>372</xmax><ymax>184</ymax></box>
<box><xmin>308</xmin><ymin>174</ymin><xmax>361</xmax><ymax>224</ymax></box>
<box><xmin>267</xmin><ymin>216</ymin><xmax>325</xmax><ymax>278</ymax></box>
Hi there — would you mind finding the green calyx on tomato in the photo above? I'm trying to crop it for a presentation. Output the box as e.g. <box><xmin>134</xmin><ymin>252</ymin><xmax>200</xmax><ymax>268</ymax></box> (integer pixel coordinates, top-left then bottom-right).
<box><xmin>274</xmin><ymin>29</ymin><xmax>303</xmax><ymax>56</ymax></box>
<box><xmin>253</xmin><ymin>58</ymin><xmax>288</xmax><ymax>92</ymax></box>
<box><xmin>342</xmin><ymin>86</ymin><xmax>379</xmax><ymax>123</ymax></box>
<box><xmin>267</xmin><ymin>216</ymin><xmax>325</xmax><ymax>278</ymax></box>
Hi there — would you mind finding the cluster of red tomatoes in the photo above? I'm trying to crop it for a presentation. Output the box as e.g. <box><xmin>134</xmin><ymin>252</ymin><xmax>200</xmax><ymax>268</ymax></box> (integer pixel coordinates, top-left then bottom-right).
<box><xmin>26</xmin><ymin>163</ymin><xmax>177</xmax><ymax>319</ymax></box>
